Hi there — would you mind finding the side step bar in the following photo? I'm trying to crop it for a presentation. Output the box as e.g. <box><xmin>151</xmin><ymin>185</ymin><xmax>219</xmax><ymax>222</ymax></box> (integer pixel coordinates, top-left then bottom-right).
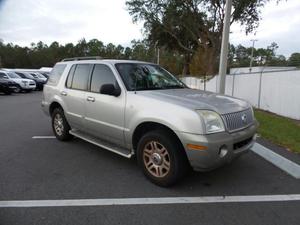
<box><xmin>69</xmin><ymin>130</ymin><xmax>134</xmax><ymax>158</ymax></box>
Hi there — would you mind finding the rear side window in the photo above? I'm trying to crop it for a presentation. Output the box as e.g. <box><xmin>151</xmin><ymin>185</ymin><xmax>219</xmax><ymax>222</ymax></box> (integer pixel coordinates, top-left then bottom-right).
<box><xmin>47</xmin><ymin>64</ymin><xmax>67</xmax><ymax>86</ymax></box>
<box><xmin>90</xmin><ymin>64</ymin><xmax>116</xmax><ymax>93</ymax></box>
<box><xmin>66</xmin><ymin>65</ymin><xmax>76</xmax><ymax>88</ymax></box>
<box><xmin>69</xmin><ymin>64</ymin><xmax>91</xmax><ymax>91</ymax></box>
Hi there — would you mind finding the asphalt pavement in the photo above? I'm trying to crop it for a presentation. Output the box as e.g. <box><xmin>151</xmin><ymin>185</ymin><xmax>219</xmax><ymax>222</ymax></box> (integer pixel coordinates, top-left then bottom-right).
<box><xmin>0</xmin><ymin>91</ymin><xmax>300</xmax><ymax>225</ymax></box>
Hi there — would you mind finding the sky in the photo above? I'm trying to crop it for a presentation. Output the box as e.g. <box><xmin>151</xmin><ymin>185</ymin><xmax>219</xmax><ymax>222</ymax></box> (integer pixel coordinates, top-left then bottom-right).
<box><xmin>0</xmin><ymin>0</ymin><xmax>300</xmax><ymax>57</ymax></box>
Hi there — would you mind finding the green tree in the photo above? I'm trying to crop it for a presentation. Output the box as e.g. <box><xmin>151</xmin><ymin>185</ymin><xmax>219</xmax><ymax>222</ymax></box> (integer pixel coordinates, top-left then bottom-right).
<box><xmin>86</xmin><ymin>39</ymin><xmax>105</xmax><ymax>56</ymax></box>
<box><xmin>126</xmin><ymin>0</ymin><xmax>280</xmax><ymax>75</ymax></box>
<box><xmin>288</xmin><ymin>53</ymin><xmax>300</xmax><ymax>67</ymax></box>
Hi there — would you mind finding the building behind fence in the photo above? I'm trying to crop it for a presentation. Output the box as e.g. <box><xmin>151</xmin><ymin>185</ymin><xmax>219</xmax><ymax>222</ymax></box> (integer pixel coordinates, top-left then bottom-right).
<box><xmin>181</xmin><ymin>68</ymin><xmax>300</xmax><ymax>120</ymax></box>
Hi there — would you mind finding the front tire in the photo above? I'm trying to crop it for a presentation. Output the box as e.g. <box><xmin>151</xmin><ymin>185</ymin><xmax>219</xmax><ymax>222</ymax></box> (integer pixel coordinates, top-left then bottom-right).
<box><xmin>51</xmin><ymin>108</ymin><xmax>73</xmax><ymax>141</ymax></box>
<box><xmin>13</xmin><ymin>86</ymin><xmax>21</xmax><ymax>93</ymax></box>
<box><xmin>137</xmin><ymin>130</ymin><xmax>189</xmax><ymax>187</ymax></box>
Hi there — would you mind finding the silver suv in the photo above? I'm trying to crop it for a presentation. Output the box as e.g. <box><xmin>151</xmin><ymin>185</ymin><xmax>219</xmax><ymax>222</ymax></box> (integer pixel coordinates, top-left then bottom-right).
<box><xmin>42</xmin><ymin>57</ymin><xmax>258</xmax><ymax>186</ymax></box>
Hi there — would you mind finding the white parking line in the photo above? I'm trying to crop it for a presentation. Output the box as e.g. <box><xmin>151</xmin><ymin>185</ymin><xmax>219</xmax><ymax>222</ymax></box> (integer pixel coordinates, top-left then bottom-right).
<box><xmin>32</xmin><ymin>136</ymin><xmax>56</xmax><ymax>139</ymax></box>
<box><xmin>1</xmin><ymin>194</ymin><xmax>300</xmax><ymax>208</ymax></box>
<box><xmin>251</xmin><ymin>143</ymin><xmax>300</xmax><ymax>179</ymax></box>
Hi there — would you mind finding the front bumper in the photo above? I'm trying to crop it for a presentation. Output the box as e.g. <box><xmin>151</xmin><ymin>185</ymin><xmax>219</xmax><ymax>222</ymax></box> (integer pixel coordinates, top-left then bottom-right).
<box><xmin>19</xmin><ymin>83</ymin><xmax>36</xmax><ymax>90</ymax></box>
<box><xmin>176</xmin><ymin>121</ymin><xmax>258</xmax><ymax>171</ymax></box>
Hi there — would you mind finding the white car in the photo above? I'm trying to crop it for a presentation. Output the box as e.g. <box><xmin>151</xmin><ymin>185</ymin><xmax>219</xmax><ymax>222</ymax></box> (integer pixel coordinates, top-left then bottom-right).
<box><xmin>30</xmin><ymin>72</ymin><xmax>48</xmax><ymax>82</ymax></box>
<box><xmin>0</xmin><ymin>70</ymin><xmax>36</xmax><ymax>92</ymax></box>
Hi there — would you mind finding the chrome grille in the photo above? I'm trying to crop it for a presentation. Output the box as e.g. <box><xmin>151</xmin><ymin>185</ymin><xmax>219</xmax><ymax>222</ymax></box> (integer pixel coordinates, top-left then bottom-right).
<box><xmin>222</xmin><ymin>108</ymin><xmax>254</xmax><ymax>132</ymax></box>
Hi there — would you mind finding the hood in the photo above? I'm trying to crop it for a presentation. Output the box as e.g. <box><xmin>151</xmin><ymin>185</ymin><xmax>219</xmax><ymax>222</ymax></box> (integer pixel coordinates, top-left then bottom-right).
<box><xmin>137</xmin><ymin>88</ymin><xmax>250</xmax><ymax>114</ymax></box>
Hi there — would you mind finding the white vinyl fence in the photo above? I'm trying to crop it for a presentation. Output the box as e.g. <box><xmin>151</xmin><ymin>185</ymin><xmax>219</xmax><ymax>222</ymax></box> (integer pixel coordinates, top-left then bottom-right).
<box><xmin>181</xmin><ymin>70</ymin><xmax>300</xmax><ymax>120</ymax></box>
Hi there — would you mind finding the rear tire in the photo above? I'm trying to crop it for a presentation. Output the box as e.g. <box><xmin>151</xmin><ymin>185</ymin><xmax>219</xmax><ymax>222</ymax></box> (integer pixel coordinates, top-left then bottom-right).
<box><xmin>51</xmin><ymin>108</ymin><xmax>73</xmax><ymax>141</ymax></box>
<box><xmin>137</xmin><ymin>130</ymin><xmax>189</xmax><ymax>187</ymax></box>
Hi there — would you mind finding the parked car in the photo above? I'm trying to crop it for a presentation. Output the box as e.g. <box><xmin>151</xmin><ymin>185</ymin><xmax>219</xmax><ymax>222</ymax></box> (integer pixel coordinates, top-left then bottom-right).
<box><xmin>39</xmin><ymin>72</ymin><xmax>50</xmax><ymax>79</ymax></box>
<box><xmin>42</xmin><ymin>57</ymin><xmax>258</xmax><ymax>186</ymax></box>
<box><xmin>0</xmin><ymin>70</ymin><xmax>36</xmax><ymax>93</ymax></box>
<box><xmin>31</xmin><ymin>72</ymin><xmax>47</xmax><ymax>82</ymax></box>
<box><xmin>15</xmin><ymin>72</ymin><xmax>46</xmax><ymax>91</ymax></box>
<box><xmin>0</xmin><ymin>74</ymin><xmax>18</xmax><ymax>94</ymax></box>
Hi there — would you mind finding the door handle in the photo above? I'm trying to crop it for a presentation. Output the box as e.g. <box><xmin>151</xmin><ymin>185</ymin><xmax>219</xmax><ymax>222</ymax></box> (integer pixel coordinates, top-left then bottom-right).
<box><xmin>60</xmin><ymin>91</ymin><xmax>67</xmax><ymax>96</ymax></box>
<box><xmin>87</xmin><ymin>96</ymin><xmax>95</xmax><ymax>102</ymax></box>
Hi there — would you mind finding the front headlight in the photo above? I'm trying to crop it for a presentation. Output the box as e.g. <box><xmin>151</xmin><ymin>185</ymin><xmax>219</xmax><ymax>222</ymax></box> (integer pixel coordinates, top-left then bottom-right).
<box><xmin>197</xmin><ymin>110</ymin><xmax>225</xmax><ymax>134</ymax></box>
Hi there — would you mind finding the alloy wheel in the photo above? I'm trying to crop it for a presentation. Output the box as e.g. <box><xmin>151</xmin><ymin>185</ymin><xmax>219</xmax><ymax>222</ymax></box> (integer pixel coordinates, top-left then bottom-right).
<box><xmin>143</xmin><ymin>141</ymin><xmax>171</xmax><ymax>178</ymax></box>
<box><xmin>53</xmin><ymin>113</ymin><xmax>64</xmax><ymax>136</ymax></box>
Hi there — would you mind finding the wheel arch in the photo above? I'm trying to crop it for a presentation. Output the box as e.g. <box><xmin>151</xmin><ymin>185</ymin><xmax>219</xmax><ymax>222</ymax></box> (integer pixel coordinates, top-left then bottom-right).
<box><xmin>49</xmin><ymin>101</ymin><xmax>63</xmax><ymax>115</ymax></box>
<box><xmin>132</xmin><ymin>122</ymin><xmax>187</xmax><ymax>157</ymax></box>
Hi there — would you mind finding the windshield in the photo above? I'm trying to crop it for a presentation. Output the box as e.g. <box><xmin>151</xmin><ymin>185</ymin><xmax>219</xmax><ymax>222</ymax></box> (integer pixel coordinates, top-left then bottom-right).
<box><xmin>30</xmin><ymin>73</ymin><xmax>38</xmax><ymax>78</ymax></box>
<box><xmin>115</xmin><ymin>63</ymin><xmax>186</xmax><ymax>91</ymax></box>
<box><xmin>36</xmin><ymin>73</ymin><xmax>46</xmax><ymax>79</ymax></box>
<box><xmin>8</xmin><ymin>72</ymin><xmax>21</xmax><ymax>79</ymax></box>
<box><xmin>24</xmin><ymin>73</ymin><xmax>34</xmax><ymax>79</ymax></box>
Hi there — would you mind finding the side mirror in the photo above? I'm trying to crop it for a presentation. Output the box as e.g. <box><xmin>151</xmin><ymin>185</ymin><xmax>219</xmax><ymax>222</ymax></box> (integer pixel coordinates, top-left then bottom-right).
<box><xmin>100</xmin><ymin>84</ymin><xmax>121</xmax><ymax>97</ymax></box>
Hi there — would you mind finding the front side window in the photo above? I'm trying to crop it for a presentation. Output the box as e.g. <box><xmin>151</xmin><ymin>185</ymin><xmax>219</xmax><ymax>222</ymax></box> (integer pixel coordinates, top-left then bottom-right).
<box><xmin>47</xmin><ymin>64</ymin><xmax>67</xmax><ymax>86</ymax></box>
<box><xmin>70</xmin><ymin>64</ymin><xmax>91</xmax><ymax>91</ymax></box>
<box><xmin>115</xmin><ymin>63</ymin><xmax>186</xmax><ymax>91</ymax></box>
<box><xmin>90</xmin><ymin>64</ymin><xmax>117</xmax><ymax>93</ymax></box>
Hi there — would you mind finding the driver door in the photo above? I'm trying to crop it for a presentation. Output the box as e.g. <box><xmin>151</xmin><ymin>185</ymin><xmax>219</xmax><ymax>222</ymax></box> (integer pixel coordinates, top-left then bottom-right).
<box><xmin>85</xmin><ymin>64</ymin><xmax>126</xmax><ymax>146</ymax></box>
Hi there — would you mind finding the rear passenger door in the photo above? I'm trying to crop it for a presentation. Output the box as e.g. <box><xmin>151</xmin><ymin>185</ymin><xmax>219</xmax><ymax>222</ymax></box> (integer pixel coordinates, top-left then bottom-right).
<box><xmin>85</xmin><ymin>63</ymin><xmax>126</xmax><ymax>146</ymax></box>
<box><xmin>63</xmin><ymin>64</ymin><xmax>92</xmax><ymax>129</ymax></box>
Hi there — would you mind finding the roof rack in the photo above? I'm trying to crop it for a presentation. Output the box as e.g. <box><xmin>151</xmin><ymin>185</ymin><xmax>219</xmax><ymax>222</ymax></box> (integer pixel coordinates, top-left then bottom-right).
<box><xmin>61</xmin><ymin>56</ymin><xmax>102</xmax><ymax>62</ymax></box>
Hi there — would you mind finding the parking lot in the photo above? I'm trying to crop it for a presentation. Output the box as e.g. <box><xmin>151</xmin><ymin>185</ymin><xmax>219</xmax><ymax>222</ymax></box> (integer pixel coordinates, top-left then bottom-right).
<box><xmin>1</xmin><ymin>91</ymin><xmax>300</xmax><ymax>225</ymax></box>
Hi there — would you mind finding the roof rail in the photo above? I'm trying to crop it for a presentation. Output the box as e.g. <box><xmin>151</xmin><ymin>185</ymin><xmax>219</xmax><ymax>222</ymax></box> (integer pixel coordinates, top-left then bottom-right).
<box><xmin>61</xmin><ymin>56</ymin><xmax>102</xmax><ymax>62</ymax></box>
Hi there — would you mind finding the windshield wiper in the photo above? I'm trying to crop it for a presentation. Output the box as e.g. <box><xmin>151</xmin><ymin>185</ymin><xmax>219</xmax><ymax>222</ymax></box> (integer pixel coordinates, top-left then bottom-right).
<box><xmin>162</xmin><ymin>85</ymin><xmax>185</xmax><ymax>89</ymax></box>
<box><xmin>134</xmin><ymin>87</ymin><xmax>164</xmax><ymax>91</ymax></box>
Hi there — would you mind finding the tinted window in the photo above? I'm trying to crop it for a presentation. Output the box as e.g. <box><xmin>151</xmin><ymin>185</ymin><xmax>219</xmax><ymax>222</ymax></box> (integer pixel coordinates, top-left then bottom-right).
<box><xmin>71</xmin><ymin>64</ymin><xmax>91</xmax><ymax>91</ymax></box>
<box><xmin>66</xmin><ymin>65</ymin><xmax>76</xmax><ymax>88</ymax></box>
<box><xmin>30</xmin><ymin>73</ymin><xmax>38</xmax><ymax>78</ymax></box>
<box><xmin>90</xmin><ymin>64</ymin><xmax>116</xmax><ymax>93</ymax></box>
<box><xmin>0</xmin><ymin>72</ymin><xmax>7</xmax><ymax>78</ymax></box>
<box><xmin>48</xmin><ymin>64</ymin><xmax>67</xmax><ymax>86</ymax></box>
<box><xmin>115</xmin><ymin>63</ymin><xmax>185</xmax><ymax>91</ymax></box>
<box><xmin>15</xmin><ymin>72</ymin><xmax>26</xmax><ymax>78</ymax></box>
<box><xmin>24</xmin><ymin>73</ymin><xmax>34</xmax><ymax>79</ymax></box>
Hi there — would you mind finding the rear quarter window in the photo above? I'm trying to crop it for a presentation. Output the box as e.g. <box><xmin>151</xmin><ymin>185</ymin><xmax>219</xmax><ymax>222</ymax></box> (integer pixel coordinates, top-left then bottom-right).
<box><xmin>47</xmin><ymin>64</ymin><xmax>67</xmax><ymax>86</ymax></box>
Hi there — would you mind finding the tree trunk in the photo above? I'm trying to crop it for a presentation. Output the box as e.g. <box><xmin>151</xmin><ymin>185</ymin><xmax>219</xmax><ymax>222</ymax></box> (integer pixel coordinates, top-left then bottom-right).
<box><xmin>182</xmin><ymin>53</ymin><xmax>191</xmax><ymax>75</ymax></box>
<box><xmin>205</xmin><ymin>48</ymin><xmax>218</xmax><ymax>75</ymax></box>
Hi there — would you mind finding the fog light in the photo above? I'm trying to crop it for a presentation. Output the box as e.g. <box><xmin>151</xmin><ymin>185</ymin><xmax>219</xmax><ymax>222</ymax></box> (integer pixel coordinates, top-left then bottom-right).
<box><xmin>219</xmin><ymin>145</ymin><xmax>228</xmax><ymax>157</ymax></box>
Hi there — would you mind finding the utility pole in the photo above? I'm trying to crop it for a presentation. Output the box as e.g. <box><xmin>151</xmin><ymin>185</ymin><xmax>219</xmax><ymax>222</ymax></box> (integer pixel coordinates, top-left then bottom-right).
<box><xmin>249</xmin><ymin>39</ymin><xmax>258</xmax><ymax>72</ymax></box>
<box><xmin>217</xmin><ymin>0</ymin><xmax>232</xmax><ymax>94</ymax></box>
